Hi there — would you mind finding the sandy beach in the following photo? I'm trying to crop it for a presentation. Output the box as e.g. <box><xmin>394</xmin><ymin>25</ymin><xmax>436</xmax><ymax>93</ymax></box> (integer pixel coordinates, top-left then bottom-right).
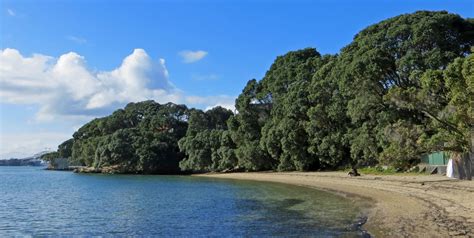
<box><xmin>196</xmin><ymin>172</ymin><xmax>474</xmax><ymax>237</ymax></box>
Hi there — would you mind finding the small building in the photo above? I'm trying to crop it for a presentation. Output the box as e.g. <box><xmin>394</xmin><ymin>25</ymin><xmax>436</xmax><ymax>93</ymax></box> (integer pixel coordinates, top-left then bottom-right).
<box><xmin>421</xmin><ymin>151</ymin><xmax>449</xmax><ymax>165</ymax></box>
<box><xmin>421</xmin><ymin>151</ymin><xmax>473</xmax><ymax>179</ymax></box>
<box><xmin>420</xmin><ymin>151</ymin><xmax>449</xmax><ymax>175</ymax></box>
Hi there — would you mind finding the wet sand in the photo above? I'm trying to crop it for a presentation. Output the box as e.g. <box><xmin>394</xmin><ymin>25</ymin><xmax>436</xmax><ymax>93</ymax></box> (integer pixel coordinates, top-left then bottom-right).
<box><xmin>196</xmin><ymin>172</ymin><xmax>474</xmax><ymax>237</ymax></box>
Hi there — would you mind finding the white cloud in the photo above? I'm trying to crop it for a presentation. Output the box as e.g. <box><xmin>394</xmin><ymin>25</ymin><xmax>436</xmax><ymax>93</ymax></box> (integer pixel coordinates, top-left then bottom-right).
<box><xmin>205</xmin><ymin>103</ymin><xmax>235</xmax><ymax>112</ymax></box>
<box><xmin>7</xmin><ymin>8</ymin><xmax>15</xmax><ymax>16</ymax></box>
<box><xmin>66</xmin><ymin>35</ymin><xmax>87</xmax><ymax>44</ymax></box>
<box><xmin>185</xmin><ymin>95</ymin><xmax>235</xmax><ymax>112</ymax></box>
<box><xmin>0</xmin><ymin>48</ymin><xmax>235</xmax><ymax>120</ymax></box>
<box><xmin>0</xmin><ymin>48</ymin><xmax>178</xmax><ymax>121</ymax></box>
<box><xmin>0</xmin><ymin>132</ymin><xmax>71</xmax><ymax>159</ymax></box>
<box><xmin>179</xmin><ymin>50</ymin><xmax>208</xmax><ymax>63</ymax></box>
<box><xmin>0</xmin><ymin>48</ymin><xmax>237</xmax><ymax>158</ymax></box>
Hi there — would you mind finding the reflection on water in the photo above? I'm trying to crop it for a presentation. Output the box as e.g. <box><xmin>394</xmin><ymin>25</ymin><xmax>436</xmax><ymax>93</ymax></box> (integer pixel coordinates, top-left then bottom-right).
<box><xmin>0</xmin><ymin>167</ymin><xmax>366</xmax><ymax>237</ymax></box>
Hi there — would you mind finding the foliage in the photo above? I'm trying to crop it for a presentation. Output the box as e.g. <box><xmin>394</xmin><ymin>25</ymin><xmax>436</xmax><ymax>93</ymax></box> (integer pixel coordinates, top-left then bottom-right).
<box><xmin>70</xmin><ymin>101</ymin><xmax>189</xmax><ymax>174</ymax></box>
<box><xmin>41</xmin><ymin>139</ymin><xmax>73</xmax><ymax>162</ymax></box>
<box><xmin>41</xmin><ymin>151</ymin><xmax>60</xmax><ymax>162</ymax></box>
<box><xmin>335</xmin><ymin>11</ymin><xmax>474</xmax><ymax>169</ymax></box>
<box><xmin>50</xmin><ymin>11</ymin><xmax>473</xmax><ymax>174</ymax></box>
<box><xmin>178</xmin><ymin>107</ymin><xmax>234</xmax><ymax>172</ymax></box>
<box><xmin>58</xmin><ymin>139</ymin><xmax>74</xmax><ymax>159</ymax></box>
<box><xmin>306</xmin><ymin>55</ymin><xmax>352</xmax><ymax>169</ymax></box>
<box><xmin>387</xmin><ymin>52</ymin><xmax>474</xmax><ymax>157</ymax></box>
<box><xmin>229</xmin><ymin>79</ymin><xmax>273</xmax><ymax>171</ymax></box>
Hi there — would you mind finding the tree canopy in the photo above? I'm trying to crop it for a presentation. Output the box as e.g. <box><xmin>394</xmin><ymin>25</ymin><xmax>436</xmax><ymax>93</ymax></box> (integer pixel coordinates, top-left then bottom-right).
<box><xmin>67</xmin><ymin>101</ymin><xmax>190</xmax><ymax>173</ymax></box>
<box><xmin>178</xmin><ymin>107</ymin><xmax>234</xmax><ymax>172</ymax></box>
<box><xmin>49</xmin><ymin>11</ymin><xmax>474</xmax><ymax>176</ymax></box>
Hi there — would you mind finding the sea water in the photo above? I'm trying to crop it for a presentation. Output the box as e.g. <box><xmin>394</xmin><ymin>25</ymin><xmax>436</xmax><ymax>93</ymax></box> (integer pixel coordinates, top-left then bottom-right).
<box><xmin>0</xmin><ymin>167</ymin><xmax>367</xmax><ymax>237</ymax></box>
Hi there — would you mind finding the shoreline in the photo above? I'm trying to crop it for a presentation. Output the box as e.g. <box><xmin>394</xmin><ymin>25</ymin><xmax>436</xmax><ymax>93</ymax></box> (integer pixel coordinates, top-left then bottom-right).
<box><xmin>195</xmin><ymin>172</ymin><xmax>474</xmax><ymax>237</ymax></box>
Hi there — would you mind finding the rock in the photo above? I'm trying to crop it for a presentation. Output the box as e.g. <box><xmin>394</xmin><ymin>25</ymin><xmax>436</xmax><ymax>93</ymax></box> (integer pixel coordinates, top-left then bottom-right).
<box><xmin>75</xmin><ymin>167</ymin><xmax>102</xmax><ymax>173</ymax></box>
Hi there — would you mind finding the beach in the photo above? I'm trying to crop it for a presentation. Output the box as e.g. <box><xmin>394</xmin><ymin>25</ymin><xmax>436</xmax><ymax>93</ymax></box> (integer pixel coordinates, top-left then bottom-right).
<box><xmin>196</xmin><ymin>172</ymin><xmax>474</xmax><ymax>237</ymax></box>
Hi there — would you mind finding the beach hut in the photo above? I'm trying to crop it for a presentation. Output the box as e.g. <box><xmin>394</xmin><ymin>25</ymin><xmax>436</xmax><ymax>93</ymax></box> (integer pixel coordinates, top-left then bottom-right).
<box><xmin>420</xmin><ymin>151</ymin><xmax>473</xmax><ymax>179</ymax></box>
<box><xmin>420</xmin><ymin>151</ymin><xmax>449</xmax><ymax>175</ymax></box>
<box><xmin>421</xmin><ymin>151</ymin><xmax>449</xmax><ymax>166</ymax></box>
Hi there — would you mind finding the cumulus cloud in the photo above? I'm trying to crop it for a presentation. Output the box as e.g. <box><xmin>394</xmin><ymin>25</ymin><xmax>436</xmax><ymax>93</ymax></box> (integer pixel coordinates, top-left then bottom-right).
<box><xmin>0</xmin><ymin>48</ymin><xmax>237</xmax><ymax>158</ymax></box>
<box><xmin>0</xmin><ymin>48</ymin><xmax>177</xmax><ymax>121</ymax></box>
<box><xmin>179</xmin><ymin>50</ymin><xmax>208</xmax><ymax>63</ymax></box>
<box><xmin>0</xmin><ymin>48</ymin><xmax>235</xmax><ymax>121</ymax></box>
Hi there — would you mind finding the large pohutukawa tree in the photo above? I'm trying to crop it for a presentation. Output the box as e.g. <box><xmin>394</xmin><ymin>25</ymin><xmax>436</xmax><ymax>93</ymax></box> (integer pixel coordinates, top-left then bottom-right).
<box><xmin>228</xmin><ymin>79</ymin><xmax>274</xmax><ymax>171</ymax></box>
<box><xmin>335</xmin><ymin>11</ymin><xmax>474</xmax><ymax>169</ymax></box>
<box><xmin>258</xmin><ymin>48</ymin><xmax>327</xmax><ymax>171</ymax></box>
<box><xmin>388</xmin><ymin>53</ymin><xmax>474</xmax><ymax>179</ymax></box>
<box><xmin>306</xmin><ymin>55</ymin><xmax>353</xmax><ymax>169</ymax></box>
<box><xmin>70</xmin><ymin>101</ymin><xmax>190</xmax><ymax>174</ymax></box>
<box><xmin>178</xmin><ymin>107</ymin><xmax>234</xmax><ymax>173</ymax></box>
<box><xmin>48</xmin><ymin>11</ymin><xmax>473</xmax><ymax>175</ymax></box>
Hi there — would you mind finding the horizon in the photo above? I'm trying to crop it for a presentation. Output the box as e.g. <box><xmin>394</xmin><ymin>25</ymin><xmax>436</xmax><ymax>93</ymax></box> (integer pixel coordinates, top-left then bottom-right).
<box><xmin>1</xmin><ymin>0</ymin><xmax>473</xmax><ymax>159</ymax></box>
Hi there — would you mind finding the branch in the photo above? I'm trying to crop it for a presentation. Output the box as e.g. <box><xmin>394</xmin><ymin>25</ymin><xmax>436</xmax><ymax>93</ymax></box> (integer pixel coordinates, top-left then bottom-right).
<box><xmin>421</xmin><ymin>109</ymin><xmax>465</xmax><ymax>138</ymax></box>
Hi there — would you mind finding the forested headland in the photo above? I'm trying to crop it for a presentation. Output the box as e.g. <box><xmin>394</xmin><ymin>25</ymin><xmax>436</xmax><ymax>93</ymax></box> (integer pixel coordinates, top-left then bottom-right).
<box><xmin>42</xmin><ymin>11</ymin><xmax>474</xmax><ymax>175</ymax></box>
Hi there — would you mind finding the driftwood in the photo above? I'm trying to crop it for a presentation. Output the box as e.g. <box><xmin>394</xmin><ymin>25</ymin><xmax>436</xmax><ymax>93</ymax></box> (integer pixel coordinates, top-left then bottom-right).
<box><xmin>348</xmin><ymin>168</ymin><xmax>361</xmax><ymax>177</ymax></box>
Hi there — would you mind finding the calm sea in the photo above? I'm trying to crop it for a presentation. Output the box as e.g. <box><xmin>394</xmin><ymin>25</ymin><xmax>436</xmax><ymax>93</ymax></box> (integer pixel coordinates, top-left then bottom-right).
<box><xmin>0</xmin><ymin>166</ymin><xmax>367</xmax><ymax>237</ymax></box>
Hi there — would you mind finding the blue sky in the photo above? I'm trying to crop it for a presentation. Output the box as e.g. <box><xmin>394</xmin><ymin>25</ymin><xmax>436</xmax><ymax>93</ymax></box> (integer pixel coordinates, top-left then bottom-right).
<box><xmin>0</xmin><ymin>0</ymin><xmax>473</xmax><ymax>158</ymax></box>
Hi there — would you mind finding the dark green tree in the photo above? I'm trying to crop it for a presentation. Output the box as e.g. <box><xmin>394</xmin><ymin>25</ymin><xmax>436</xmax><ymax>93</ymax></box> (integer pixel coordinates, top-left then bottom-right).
<box><xmin>306</xmin><ymin>55</ymin><xmax>352</xmax><ymax>169</ymax></box>
<box><xmin>68</xmin><ymin>101</ymin><xmax>190</xmax><ymax>174</ymax></box>
<box><xmin>387</xmin><ymin>53</ymin><xmax>474</xmax><ymax>178</ymax></box>
<box><xmin>259</xmin><ymin>49</ymin><xmax>323</xmax><ymax>171</ymax></box>
<box><xmin>178</xmin><ymin>107</ymin><xmax>234</xmax><ymax>172</ymax></box>
<box><xmin>229</xmin><ymin>79</ymin><xmax>273</xmax><ymax>171</ymax></box>
<box><xmin>51</xmin><ymin>11</ymin><xmax>473</xmax><ymax>175</ymax></box>
<box><xmin>336</xmin><ymin>11</ymin><xmax>474</xmax><ymax>169</ymax></box>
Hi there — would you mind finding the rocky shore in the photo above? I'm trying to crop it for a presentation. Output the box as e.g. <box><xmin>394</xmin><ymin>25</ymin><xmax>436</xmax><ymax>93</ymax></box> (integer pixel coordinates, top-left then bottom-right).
<box><xmin>73</xmin><ymin>166</ymin><xmax>125</xmax><ymax>174</ymax></box>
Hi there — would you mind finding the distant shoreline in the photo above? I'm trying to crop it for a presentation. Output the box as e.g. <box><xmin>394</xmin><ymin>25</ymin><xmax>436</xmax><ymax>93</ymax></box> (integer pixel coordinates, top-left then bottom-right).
<box><xmin>196</xmin><ymin>172</ymin><xmax>474</xmax><ymax>237</ymax></box>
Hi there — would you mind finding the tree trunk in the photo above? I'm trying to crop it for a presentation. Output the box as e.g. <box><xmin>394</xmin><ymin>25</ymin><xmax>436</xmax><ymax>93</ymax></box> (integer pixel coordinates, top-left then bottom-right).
<box><xmin>452</xmin><ymin>152</ymin><xmax>471</xmax><ymax>180</ymax></box>
<box><xmin>464</xmin><ymin>153</ymin><xmax>472</xmax><ymax>180</ymax></box>
<box><xmin>460</xmin><ymin>129</ymin><xmax>474</xmax><ymax>180</ymax></box>
<box><xmin>468</xmin><ymin>129</ymin><xmax>474</xmax><ymax>180</ymax></box>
